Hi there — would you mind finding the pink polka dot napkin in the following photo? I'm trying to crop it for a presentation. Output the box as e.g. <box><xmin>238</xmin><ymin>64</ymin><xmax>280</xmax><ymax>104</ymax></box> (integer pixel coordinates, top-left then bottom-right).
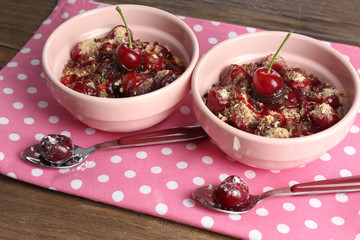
<box><xmin>1</xmin><ymin>0</ymin><xmax>360</xmax><ymax>239</ymax></box>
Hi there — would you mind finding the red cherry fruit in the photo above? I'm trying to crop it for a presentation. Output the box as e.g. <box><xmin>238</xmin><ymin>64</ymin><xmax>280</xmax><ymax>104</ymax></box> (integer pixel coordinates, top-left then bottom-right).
<box><xmin>39</xmin><ymin>134</ymin><xmax>74</xmax><ymax>164</ymax></box>
<box><xmin>113</xmin><ymin>6</ymin><xmax>142</xmax><ymax>70</ymax></box>
<box><xmin>213</xmin><ymin>175</ymin><xmax>249</xmax><ymax>209</ymax></box>
<box><xmin>310</xmin><ymin>103</ymin><xmax>339</xmax><ymax>130</ymax></box>
<box><xmin>252</xmin><ymin>33</ymin><xmax>291</xmax><ymax>96</ymax></box>
<box><xmin>206</xmin><ymin>86</ymin><xmax>230</xmax><ymax>114</ymax></box>
<box><xmin>253</xmin><ymin>67</ymin><xmax>283</xmax><ymax>95</ymax></box>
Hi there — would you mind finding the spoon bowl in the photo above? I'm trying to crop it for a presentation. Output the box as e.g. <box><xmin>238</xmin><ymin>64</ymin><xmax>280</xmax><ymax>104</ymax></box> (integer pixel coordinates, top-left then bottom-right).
<box><xmin>21</xmin><ymin>125</ymin><xmax>207</xmax><ymax>168</ymax></box>
<box><xmin>193</xmin><ymin>176</ymin><xmax>360</xmax><ymax>214</ymax></box>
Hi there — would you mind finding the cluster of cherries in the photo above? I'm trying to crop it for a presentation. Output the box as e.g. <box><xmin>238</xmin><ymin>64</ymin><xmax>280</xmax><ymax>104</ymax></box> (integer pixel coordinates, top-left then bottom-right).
<box><xmin>206</xmin><ymin>33</ymin><xmax>341</xmax><ymax>135</ymax></box>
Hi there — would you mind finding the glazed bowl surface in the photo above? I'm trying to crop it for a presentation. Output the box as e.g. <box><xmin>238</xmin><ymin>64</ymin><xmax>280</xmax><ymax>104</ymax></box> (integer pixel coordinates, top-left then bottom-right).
<box><xmin>191</xmin><ymin>31</ymin><xmax>360</xmax><ymax>169</ymax></box>
<box><xmin>42</xmin><ymin>4</ymin><xmax>199</xmax><ymax>132</ymax></box>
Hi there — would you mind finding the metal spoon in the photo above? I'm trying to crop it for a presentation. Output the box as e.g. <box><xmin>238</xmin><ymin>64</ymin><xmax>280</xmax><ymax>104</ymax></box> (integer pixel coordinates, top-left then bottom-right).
<box><xmin>21</xmin><ymin>125</ymin><xmax>207</xmax><ymax>168</ymax></box>
<box><xmin>193</xmin><ymin>175</ymin><xmax>360</xmax><ymax>214</ymax></box>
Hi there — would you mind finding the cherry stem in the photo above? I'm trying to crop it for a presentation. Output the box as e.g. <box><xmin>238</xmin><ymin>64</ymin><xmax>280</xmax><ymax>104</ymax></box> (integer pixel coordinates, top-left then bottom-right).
<box><xmin>116</xmin><ymin>6</ymin><xmax>133</xmax><ymax>49</ymax></box>
<box><xmin>266</xmin><ymin>33</ymin><xmax>291</xmax><ymax>74</ymax></box>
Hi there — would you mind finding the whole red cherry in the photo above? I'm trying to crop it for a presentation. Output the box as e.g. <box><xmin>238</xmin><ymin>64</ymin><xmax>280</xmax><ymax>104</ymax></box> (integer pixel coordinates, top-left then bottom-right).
<box><xmin>252</xmin><ymin>33</ymin><xmax>291</xmax><ymax>97</ymax></box>
<box><xmin>113</xmin><ymin>6</ymin><xmax>142</xmax><ymax>70</ymax></box>
<box><xmin>253</xmin><ymin>67</ymin><xmax>283</xmax><ymax>95</ymax></box>
<box><xmin>213</xmin><ymin>175</ymin><xmax>249</xmax><ymax>209</ymax></box>
<box><xmin>39</xmin><ymin>134</ymin><xmax>74</xmax><ymax>164</ymax></box>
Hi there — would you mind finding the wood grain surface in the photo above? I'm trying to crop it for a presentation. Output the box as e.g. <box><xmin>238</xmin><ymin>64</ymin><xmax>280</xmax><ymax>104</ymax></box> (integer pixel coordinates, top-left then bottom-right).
<box><xmin>0</xmin><ymin>0</ymin><xmax>359</xmax><ymax>239</ymax></box>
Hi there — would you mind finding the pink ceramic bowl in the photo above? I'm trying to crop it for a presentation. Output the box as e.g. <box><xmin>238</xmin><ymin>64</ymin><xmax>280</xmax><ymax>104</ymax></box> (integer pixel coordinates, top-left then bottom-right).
<box><xmin>42</xmin><ymin>5</ymin><xmax>199</xmax><ymax>132</ymax></box>
<box><xmin>192</xmin><ymin>31</ymin><xmax>360</xmax><ymax>169</ymax></box>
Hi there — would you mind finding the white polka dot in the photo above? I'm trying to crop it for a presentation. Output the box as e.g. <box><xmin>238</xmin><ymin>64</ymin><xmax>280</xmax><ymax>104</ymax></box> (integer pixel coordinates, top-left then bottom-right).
<box><xmin>17</xmin><ymin>74</ymin><xmax>27</xmax><ymax>80</ymax></box>
<box><xmin>183</xmin><ymin>198</ymin><xmax>195</xmax><ymax>207</ymax></box>
<box><xmin>7</xmin><ymin>62</ymin><xmax>18</xmax><ymax>67</ymax></box>
<box><xmin>166</xmin><ymin>181</ymin><xmax>178</xmax><ymax>190</ymax></box>
<box><xmin>31</xmin><ymin>59</ymin><xmax>40</xmax><ymax>66</ymax></box>
<box><xmin>344</xmin><ymin>146</ymin><xmax>356</xmax><ymax>155</ymax></box>
<box><xmin>201</xmin><ymin>216</ymin><xmax>214</xmax><ymax>228</ymax></box>
<box><xmin>320</xmin><ymin>152</ymin><xmax>331</xmax><ymax>161</ymax></box>
<box><xmin>21</xmin><ymin>48</ymin><xmax>31</xmax><ymax>53</ymax></box>
<box><xmin>49</xmin><ymin>116</ymin><xmax>59</xmax><ymax>123</ymax></box>
<box><xmin>0</xmin><ymin>117</ymin><xmax>9</xmax><ymax>125</ymax></box>
<box><xmin>136</xmin><ymin>151</ymin><xmax>147</xmax><ymax>159</ymax></box>
<box><xmin>340</xmin><ymin>169</ymin><xmax>352</xmax><ymax>177</ymax></box>
<box><xmin>244</xmin><ymin>170</ymin><xmax>256</xmax><ymax>179</ymax></box>
<box><xmin>33</xmin><ymin>33</ymin><xmax>42</xmax><ymax>39</ymax></box>
<box><xmin>139</xmin><ymin>185</ymin><xmax>151</xmax><ymax>194</ymax></box>
<box><xmin>356</xmin><ymin>234</ymin><xmax>360</xmax><ymax>240</ymax></box>
<box><xmin>314</xmin><ymin>175</ymin><xmax>326</xmax><ymax>181</ymax></box>
<box><xmin>3</xmin><ymin>88</ymin><xmax>14</xmax><ymax>94</ymax></box>
<box><xmin>256</xmin><ymin>208</ymin><xmax>269</xmax><ymax>216</ymax></box>
<box><xmin>161</xmin><ymin>147</ymin><xmax>172</xmax><ymax>155</ymax></box>
<box><xmin>124</xmin><ymin>170</ymin><xmax>136</xmax><ymax>178</ymax></box>
<box><xmin>35</xmin><ymin>133</ymin><xmax>44</xmax><ymax>141</ymax></box>
<box><xmin>155</xmin><ymin>203</ymin><xmax>168</xmax><ymax>215</ymax></box>
<box><xmin>228</xmin><ymin>31</ymin><xmax>237</xmax><ymax>38</ymax></box>
<box><xmin>43</xmin><ymin>19</ymin><xmax>51</xmax><ymax>24</ymax></box>
<box><xmin>0</xmin><ymin>152</ymin><xmax>4</xmax><ymax>161</ymax></box>
<box><xmin>38</xmin><ymin>101</ymin><xmax>48</xmax><ymax>108</ymax></box>
<box><xmin>85</xmin><ymin>127</ymin><xmax>96</xmax><ymax>135</ymax></box>
<box><xmin>202</xmin><ymin>156</ymin><xmax>213</xmax><ymax>164</ymax></box>
<box><xmin>193</xmin><ymin>24</ymin><xmax>203</xmax><ymax>32</ymax></box>
<box><xmin>61</xmin><ymin>12</ymin><xmax>69</xmax><ymax>19</ymax></box>
<box><xmin>277</xmin><ymin>224</ymin><xmax>290</xmax><ymax>234</ymax></box>
<box><xmin>263</xmin><ymin>186</ymin><xmax>273</xmax><ymax>192</ymax></box>
<box><xmin>283</xmin><ymin>202</ymin><xmax>296</xmax><ymax>211</ymax></box>
<box><xmin>176</xmin><ymin>161</ymin><xmax>188</xmax><ymax>169</ymax></box>
<box><xmin>348</xmin><ymin>125</ymin><xmax>359</xmax><ymax>134</ymax></box>
<box><xmin>193</xmin><ymin>177</ymin><xmax>205</xmax><ymax>186</ymax></box>
<box><xmin>208</xmin><ymin>37</ymin><xmax>218</xmax><ymax>44</ymax></box>
<box><xmin>85</xmin><ymin>161</ymin><xmax>96</xmax><ymax>168</ymax></box>
<box><xmin>7</xmin><ymin>172</ymin><xmax>17</xmax><ymax>179</ymax></box>
<box><xmin>71</xmin><ymin>179</ymin><xmax>82</xmax><ymax>189</ymax></box>
<box><xmin>246</xmin><ymin>27</ymin><xmax>257</xmax><ymax>33</ymax></box>
<box><xmin>31</xmin><ymin>168</ymin><xmax>43</xmax><ymax>177</ymax></box>
<box><xmin>24</xmin><ymin>117</ymin><xmax>35</xmax><ymax>124</ymax></box>
<box><xmin>211</xmin><ymin>21</ymin><xmax>220</xmax><ymax>26</ymax></box>
<box><xmin>289</xmin><ymin>180</ymin><xmax>299</xmax><ymax>187</ymax></box>
<box><xmin>219</xmin><ymin>173</ymin><xmax>229</xmax><ymax>181</ymax></box>
<box><xmin>110</xmin><ymin>155</ymin><xmax>122</xmax><ymax>163</ymax></box>
<box><xmin>229</xmin><ymin>214</ymin><xmax>241</xmax><ymax>221</ymax></box>
<box><xmin>13</xmin><ymin>102</ymin><xmax>24</xmax><ymax>109</ymax></box>
<box><xmin>304</xmin><ymin>220</ymin><xmax>318</xmax><ymax>229</ymax></box>
<box><xmin>112</xmin><ymin>191</ymin><xmax>124</xmax><ymax>202</ymax></box>
<box><xmin>335</xmin><ymin>193</ymin><xmax>348</xmax><ymax>203</ymax></box>
<box><xmin>0</xmin><ymin>75</ymin><xmax>3</xmax><ymax>80</ymax></box>
<box><xmin>27</xmin><ymin>87</ymin><xmax>37</xmax><ymax>94</ymax></box>
<box><xmin>309</xmin><ymin>198</ymin><xmax>322</xmax><ymax>208</ymax></box>
<box><xmin>68</xmin><ymin>0</ymin><xmax>76</xmax><ymax>3</ymax></box>
<box><xmin>343</xmin><ymin>55</ymin><xmax>350</xmax><ymax>61</ymax></box>
<box><xmin>9</xmin><ymin>133</ymin><xmax>20</xmax><ymax>141</ymax></box>
<box><xmin>60</xmin><ymin>131</ymin><xmax>71</xmax><ymax>137</ymax></box>
<box><xmin>249</xmin><ymin>230</ymin><xmax>262</xmax><ymax>239</ymax></box>
<box><xmin>151</xmin><ymin>166</ymin><xmax>162</xmax><ymax>174</ymax></box>
<box><xmin>180</xmin><ymin>106</ymin><xmax>190</xmax><ymax>114</ymax></box>
<box><xmin>98</xmin><ymin>175</ymin><xmax>109</xmax><ymax>182</ymax></box>
<box><xmin>331</xmin><ymin>216</ymin><xmax>345</xmax><ymax>225</ymax></box>
<box><xmin>186</xmin><ymin>143</ymin><xmax>197</xmax><ymax>150</ymax></box>
<box><xmin>59</xmin><ymin>168</ymin><xmax>70</xmax><ymax>174</ymax></box>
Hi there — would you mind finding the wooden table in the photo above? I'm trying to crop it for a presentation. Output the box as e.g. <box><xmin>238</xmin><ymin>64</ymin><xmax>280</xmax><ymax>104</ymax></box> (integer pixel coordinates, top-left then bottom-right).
<box><xmin>0</xmin><ymin>0</ymin><xmax>359</xmax><ymax>239</ymax></box>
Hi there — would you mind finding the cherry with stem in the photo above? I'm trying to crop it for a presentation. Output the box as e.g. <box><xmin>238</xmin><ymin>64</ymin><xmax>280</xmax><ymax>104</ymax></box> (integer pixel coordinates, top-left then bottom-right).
<box><xmin>252</xmin><ymin>33</ymin><xmax>291</xmax><ymax>96</ymax></box>
<box><xmin>114</xmin><ymin>6</ymin><xmax>142</xmax><ymax>70</ymax></box>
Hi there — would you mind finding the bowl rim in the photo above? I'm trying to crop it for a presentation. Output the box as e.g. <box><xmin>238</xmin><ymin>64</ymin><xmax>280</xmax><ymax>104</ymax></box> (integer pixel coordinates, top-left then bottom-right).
<box><xmin>192</xmin><ymin>31</ymin><xmax>360</xmax><ymax>144</ymax></box>
<box><xmin>42</xmin><ymin>4</ymin><xmax>199</xmax><ymax>104</ymax></box>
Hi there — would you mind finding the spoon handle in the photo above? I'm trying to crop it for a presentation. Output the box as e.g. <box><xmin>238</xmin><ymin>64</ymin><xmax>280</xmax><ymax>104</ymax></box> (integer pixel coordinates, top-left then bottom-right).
<box><xmin>94</xmin><ymin>125</ymin><xmax>207</xmax><ymax>149</ymax></box>
<box><xmin>290</xmin><ymin>176</ymin><xmax>360</xmax><ymax>194</ymax></box>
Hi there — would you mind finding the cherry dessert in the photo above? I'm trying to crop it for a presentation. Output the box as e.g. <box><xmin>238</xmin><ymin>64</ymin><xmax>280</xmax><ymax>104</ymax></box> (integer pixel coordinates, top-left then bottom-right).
<box><xmin>60</xmin><ymin>7</ymin><xmax>184</xmax><ymax>98</ymax></box>
<box><xmin>213</xmin><ymin>175</ymin><xmax>249</xmax><ymax>210</ymax></box>
<box><xmin>39</xmin><ymin>134</ymin><xmax>74</xmax><ymax>164</ymax></box>
<box><xmin>204</xmin><ymin>34</ymin><xmax>346</xmax><ymax>138</ymax></box>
